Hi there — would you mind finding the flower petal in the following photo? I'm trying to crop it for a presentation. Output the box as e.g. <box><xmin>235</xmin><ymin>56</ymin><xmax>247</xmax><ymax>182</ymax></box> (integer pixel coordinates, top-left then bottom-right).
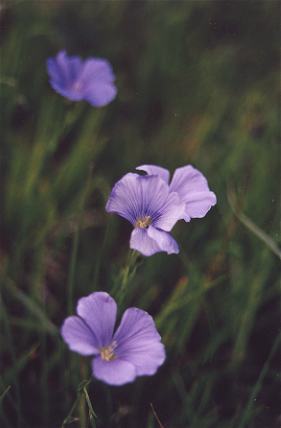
<box><xmin>152</xmin><ymin>191</ymin><xmax>185</xmax><ymax>231</ymax></box>
<box><xmin>106</xmin><ymin>173</ymin><xmax>141</xmax><ymax>224</ymax></box>
<box><xmin>92</xmin><ymin>357</ymin><xmax>136</xmax><ymax>385</ymax></box>
<box><xmin>47</xmin><ymin>51</ymin><xmax>81</xmax><ymax>87</ymax></box>
<box><xmin>147</xmin><ymin>226</ymin><xmax>179</xmax><ymax>254</ymax></box>
<box><xmin>78</xmin><ymin>58</ymin><xmax>117</xmax><ymax>106</ymax></box>
<box><xmin>106</xmin><ymin>173</ymin><xmax>182</xmax><ymax>228</ymax></box>
<box><xmin>136</xmin><ymin>164</ymin><xmax>170</xmax><ymax>184</ymax></box>
<box><xmin>170</xmin><ymin>165</ymin><xmax>217</xmax><ymax>220</ymax></box>
<box><xmin>47</xmin><ymin>52</ymin><xmax>116</xmax><ymax>106</ymax></box>
<box><xmin>47</xmin><ymin>51</ymin><xmax>84</xmax><ymax>100</ymax></box>
<box><xmin>51</xmin><ymin>51</ymin><xmax>71</xmax><ymax>84</ymax></box>
<box><xmin>182</xmin><ymin>190</ymin><xmax>217</xmax><ymax>218</ymax></box>
<box><xmin>77</xmin><ymin>292</ymin><xmax>117</xmax><ymax>348</ymax></box>
<box><xmin>130</xmin><ymin>228</ymin><xmax>161</xmax><ymax>256</ymax></box>
<box><xmin>61</xmin><ymin>316</ymin><xmax>98</xmax><ymax>356</ymax></box>
<box><xmin>85</xmin><ymin>81</ymin><xmax>117</xmax><ymax>107</ymax></box>
<box><xmin>113</xmin><ymin>308</ymin><xmax>165</xmax><ymax>376</ymax></box>
<box><xmin>80</xmin><ymin>58</ymin><xmax>115</xmax><ymax>83</ymax></box>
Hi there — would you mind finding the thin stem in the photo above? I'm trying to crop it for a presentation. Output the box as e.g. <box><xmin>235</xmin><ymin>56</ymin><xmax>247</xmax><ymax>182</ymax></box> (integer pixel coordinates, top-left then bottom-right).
<box><xmin>83</xmin><ymin>386</ymin><xmax>97</xmax><ymax>428</ymax></box>
<box><xmin>228</xmin><ymin>188</ymin><xmax>281</xmax><ymax>261</ymax></box>
<box><xmin>67</xmin><ymin>227</ymin><xmax>80</xmax><ymax>314</ymax></box>
<box><xmin>237</xmin><ymin>332</ymin><xmax>281</xmax><ymax>428</ymax></box>
<box><xmin>116</xmin><ymin>250</ymin><xmax>140</xmax><ymax>309</ymax></box>
<box><xmin>0</xmin><ymin>291</ymin><xmax>22</xmax><ymax>427</ymax></box>
<box><xmin>92</xmin><ymin>219</ymin><xmax>111</xmax><ymax>290</ymax></box>
<box><xmin>150</xmin><ymin>403</ymin><xmax>165</xmax><ymax>428</ymax></box>
<box><xmin>61</xmin><ymin>378</ymin><xmax>92</xmax><ymax>428</ymax></box>
<box><xmin>67</xmin><ymin>167</ymin><xmax>93</xmax><ymax>314</ymax></box>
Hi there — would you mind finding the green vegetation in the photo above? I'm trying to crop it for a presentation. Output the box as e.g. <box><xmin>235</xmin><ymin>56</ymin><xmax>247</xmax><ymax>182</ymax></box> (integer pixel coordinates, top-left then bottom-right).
<box><xmin>0</xmin><ymin>1</ymin><xmax>280</xmax><ymax>427</ymax></box>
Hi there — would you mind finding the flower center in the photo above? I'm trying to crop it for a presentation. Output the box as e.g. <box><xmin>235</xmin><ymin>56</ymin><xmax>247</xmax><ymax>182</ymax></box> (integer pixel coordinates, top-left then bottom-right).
<box><xmin>100</xmin><ymin>345</ymin><xmax>116</xmax><ymax>362</ymax></box>
<box><xmin>135</xmin><ymin>215</ymin><xmax>152</xmax><ymax>229</ymax></box>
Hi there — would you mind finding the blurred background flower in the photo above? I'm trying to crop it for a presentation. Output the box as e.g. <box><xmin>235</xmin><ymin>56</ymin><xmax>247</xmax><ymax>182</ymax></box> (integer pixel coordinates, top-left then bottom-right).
<box><xmin>47</xmin><ymin>51</ymin><xmax>117</xmax><ymax>107</ymax></box>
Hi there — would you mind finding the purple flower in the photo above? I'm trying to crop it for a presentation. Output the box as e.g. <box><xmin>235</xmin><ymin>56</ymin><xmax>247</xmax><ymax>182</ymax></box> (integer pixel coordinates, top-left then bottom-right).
<box><xmin>105</xmin><ymin>173</ymin><xmax>185</xmax><ymax>256</ymax></box>
<box><xmin>46</xmin><ymin>51</ymin><xmax>117</xmax><ymax>107</ymax></box>
<box><xmin>61</xmin><ymin>292</ymin><xmax>165</xmax><ymax>386</ymax></box>
<box><xmin>136</xmin><ymin>164</ymin><xmax>217</xmax><ymax>222</ymax></box>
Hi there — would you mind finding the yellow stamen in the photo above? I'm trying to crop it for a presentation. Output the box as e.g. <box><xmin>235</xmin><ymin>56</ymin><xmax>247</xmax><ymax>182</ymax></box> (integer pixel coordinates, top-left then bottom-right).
<box><xmin>100</xmin><ymin>345</ymin><xmax>115</xmax><ymax>362</ymax></box>
<box><xmin>135</xmin><ymin>215</ymin><xmax>152</xmax><ymax>229</ymax></box>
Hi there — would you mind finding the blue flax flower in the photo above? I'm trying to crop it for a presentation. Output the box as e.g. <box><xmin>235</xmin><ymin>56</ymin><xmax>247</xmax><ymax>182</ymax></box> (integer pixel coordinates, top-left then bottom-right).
<box><xmin>47</xmin><ymin>51</ymin><xmax>117</xmax><ymax>107</ymax></box>
<box><xmin>106</xmin><ymin>173</ymin><xmax>185</xmax><ymax>256</ymax></box>
<box><xmin>136</xmin><ymin>164</ymin><xmax>217</xmax><ymax>222</ymax></box>
<box><xmin>61</xmin><ymin>292</ymin><xmax>165</xmax><ymax>386</ymax></box>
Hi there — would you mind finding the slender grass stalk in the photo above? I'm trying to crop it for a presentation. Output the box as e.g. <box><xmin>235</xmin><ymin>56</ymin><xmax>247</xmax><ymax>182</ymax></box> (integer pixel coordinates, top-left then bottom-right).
<box><xmin>78</xmin><ymin>360</ymin><xmax>89</xmax><ymax>428</ymax></box>
<box><xmin>0</xmin><ymin>290</ymin><xmax>22</xmax><ymax>428</ymax></box>
<box><xmin>92</xmin><ymin>220</ymin><xmax>111</xmax><ymax>290</ymax></box>
<box><xmin>228</xmin><ymin>189</ymin><xmax>281</xmax><ymax>261</ymax></box>
<box><xmin>61</xmin><ymin>378</ymin><xmax>93</xmax><ymax>428</ymax></box>
<box><xmin>92</xmin><ymin>219</ymin><xmax>111</xmax><ymax>291</ymax></box>
<box><xmin>237</xmin><ymin>332</ymin><xmax>280</xmax><ymax>428</ymax></box>
<box><xmin>83</xmin><ymin>386</ymin><xmax>97</xmax><ymax>428</ymax></box>
<box><xmin>67</xmin><ymin>226</ymin><xmax>80</xmax><ymax>315</ymax></box>
<box><xmin>0</xmin><ymin>385</ymin><xmax>11</xmax><ymax>402</ymax></box>
<box><xmin>115</xmin><ymin>250</ymin><xmax>140</xmax><ymax>309</ymax></box>
<box><xmin>67</xmin><ymin>167</ymin><xmax>93</xmax><ymax>314</ymax></box>
<box><xmin>150</xmin><ymin>403</ymin><xmax>165</xmax><ymax>428</ymax></box>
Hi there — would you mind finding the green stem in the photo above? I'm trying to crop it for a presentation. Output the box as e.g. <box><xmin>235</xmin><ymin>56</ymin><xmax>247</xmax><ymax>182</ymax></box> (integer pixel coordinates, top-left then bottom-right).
<box><xmin>116</xmin><ymin>250</ymin><xmax>139</xmax><ymax>309</ymax></box>
<box><xmin>61</xmin><ymin>378</ymin><xmax>93</xmax><ymax>428</ymax></box>
<box><xmin>83</xmin><ymin>387</ymin><xmax>97</xmax><ymax>428</ymax></box>
<box><xmin>67</xmin><ymin>227</ymin><xmax>80</xmax><ymax>315</ymax></box>
<box><xmin>67</xmin><ymin>166</ymin><xmax>93</xmax><ymax>314</ymax></box>
<box><xmin>0</xmin><ymin>290</ymin><xmax>22</xmax><ymax>427</ymax></box>
<box><xmin>92</xmin><ymin>219</ymin><xmax>111</xmax><ymax>291</ymax></box>
<box><xmin>237</xmin><ymin>332</ymin><xmax>281</xmax><ymax>428</ymax></box>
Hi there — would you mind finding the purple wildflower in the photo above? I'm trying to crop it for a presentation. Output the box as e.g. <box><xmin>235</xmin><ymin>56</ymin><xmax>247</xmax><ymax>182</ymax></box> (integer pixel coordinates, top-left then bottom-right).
<box><xmin>46</xmin><ymin>51</ymin><xmax>117</xmax><ymax>107</ymax></box>
<box><xmin>61</xmin><ymin>292</ymin><xmax>165</xmax><ymax>386</ymax></box>
<box><xmin>105</xmin><ymin>173</ymin><xmax>185</xmax><ymax>256</ymax></box>
<box><xmin>136</xmin><ymin>164</ymin><xmax>217</xmax><ymax>222</ymax></box>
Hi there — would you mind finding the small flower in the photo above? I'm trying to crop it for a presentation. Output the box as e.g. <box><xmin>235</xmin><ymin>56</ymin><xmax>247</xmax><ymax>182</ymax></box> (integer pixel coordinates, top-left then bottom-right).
<box><xmin>46</xmin><ymin>51</ymin><xmax>117</xmax><ymax>107</ymax></box>
<box><xmin>106</xmin><ymin>173</ymin><xmax>185</xmax><ymax>256</ymax></box>
<box><xmin>136</xmin><ymin>164</ymin><xmax>217</xmax><ymax>222</ymax></box>
<box><xmin>61</xmin><ymin>292</ymin><xmax>165</xmax><ymax>386</ymax></box>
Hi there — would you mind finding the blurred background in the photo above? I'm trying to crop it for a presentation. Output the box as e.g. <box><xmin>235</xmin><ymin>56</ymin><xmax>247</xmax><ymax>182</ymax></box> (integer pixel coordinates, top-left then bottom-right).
<box><xmin>0</xmin><ymin>1</ymin><xmax>280</xmax><ymax>427</ymax></box>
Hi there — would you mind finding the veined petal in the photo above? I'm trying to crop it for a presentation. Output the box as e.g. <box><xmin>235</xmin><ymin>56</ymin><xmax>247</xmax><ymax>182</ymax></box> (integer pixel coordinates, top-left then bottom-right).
<box><xmin>77</xmin><ymin>292</ymin><xmax>117</xmax><ymax>348</ymax></box>
<box><xmin>170</xmin><ymin>165</ymin><xmax>217</xmax><ymax>220</ymax></box>
<box><xmin>136</xmin><ymin>164</ymin><xmax>170</xmax><ymax>184</ymax></box>
<box><xmin>106</xmin><ymin>173</ymin><xmax>143</xmax><ymax>224</ymax></box>
<box><xmin>61</xmin><ymin>316</ymin><xmax>98</xmax><ymax>356</ymax></box>
<box><xmin>113</xmin><ymin>308</ymin><xmax>165</xmax><ymax>376</ymax></box>
<box><xmin>147</xmin><ymin>226</ymin><xmax>179</xmax><ymax>254</ymax></box>
<box><xmin>183</xmin><ymin>190</ymin><xmax>217</xmax><ymax>218</ymax></box>
<box><xmin>106</xmin><ymin>173</ymin><xmax>173</xmax><ymax>226</ymax></box>
<box><xmin>130</xmin><ymin>228</ymin><xmax>161</xmax><ymax>256</ymax></box>
<box><xmin>92</xmin><ymin>357</ymin><xmax>136</xmax><ymax>386</ymax></box>
<box><xmin>153</xmin><ymin>191</ymin><xmax>185</xmax><ymax>231</ymax></box>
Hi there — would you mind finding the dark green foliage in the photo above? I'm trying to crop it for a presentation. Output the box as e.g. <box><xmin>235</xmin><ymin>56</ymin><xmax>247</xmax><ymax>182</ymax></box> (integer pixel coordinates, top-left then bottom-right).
<box><xmin>0</xmin><ymin>1</ymin><xmax>280</xmax><ymax>427</ymax></box>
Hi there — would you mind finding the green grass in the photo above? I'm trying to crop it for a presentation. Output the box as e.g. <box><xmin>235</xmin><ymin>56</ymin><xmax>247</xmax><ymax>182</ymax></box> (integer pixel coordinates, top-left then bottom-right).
<box><xmin>0</xmin><ymin>1</ymin><xmax>280</xmax><ymax>427</ymax></box>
